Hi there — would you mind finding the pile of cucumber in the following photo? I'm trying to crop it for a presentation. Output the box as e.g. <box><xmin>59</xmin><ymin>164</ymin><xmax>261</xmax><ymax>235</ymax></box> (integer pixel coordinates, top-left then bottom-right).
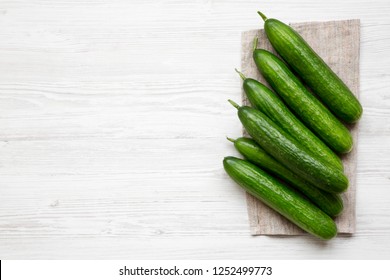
<box><xmin>224</xmin><ymin>12</ymin><xmax>362</xmax><ymax>240</ymax></box>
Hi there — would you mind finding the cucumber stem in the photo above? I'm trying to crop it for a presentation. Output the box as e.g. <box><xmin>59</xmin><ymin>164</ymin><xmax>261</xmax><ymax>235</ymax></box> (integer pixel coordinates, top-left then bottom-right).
<box><xmin>226</xmin><ymin>137</ymin><xmax>236</xmax><ymax>143</ymax></box>
<box><xmin>257</xmin><ymin>11</ymin><xmax>267</xmax><ymax>21</ymax></box>
<box><xmin>235</xmin><ymin>68</ymin><xmax>247</xmax><ymax>80</ymax></box>
<box><xmin>228</xmin><ymin>99</ymin><xmax>240</xmax><ymax>109</ymax></box>
<box><xmin>253</xmin><ymin>37</ymin><xmax>258</xmax><ymax>51</ymax></box>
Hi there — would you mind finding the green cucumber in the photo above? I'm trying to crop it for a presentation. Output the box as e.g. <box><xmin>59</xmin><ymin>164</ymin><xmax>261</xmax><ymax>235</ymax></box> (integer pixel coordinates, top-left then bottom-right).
<box><xmin>228</xmin><ymin>137</ymin><xmax>343</xmax><ymax>217</ymax></box>
<box><xmin>252</xmin><ymin>48</ymin><xmax>353</xmax><ymax>154</ymax></box>
<box><xmin>223</xmin><ymin>156</ymin><xmax>337</xmax><ymax>240</ymax></box>
<box><xmin>236</xmin><ymin>69</ymin><xmax>343</xmax><ymax>170</ymax></box>
<box><xmin>258</xmin><ymin>12</ymin><xmax>362</xmax><ymax>123</ymax></box>
<box><xmin>228</xmin><ymin>100</ymin><xmax>348</xmax><ymax>193</ymax></box>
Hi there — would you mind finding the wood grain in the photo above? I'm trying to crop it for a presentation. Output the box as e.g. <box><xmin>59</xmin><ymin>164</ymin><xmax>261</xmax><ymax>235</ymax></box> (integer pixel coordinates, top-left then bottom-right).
<box><xmin>241</xmin><ymin>20</ymin><xmax>360</xmax><ymax>235</ymax></box>
<box><xmin>0</xmin><ymin>0</ymin><xmax>390</xmax><ymax>259</ymax></box>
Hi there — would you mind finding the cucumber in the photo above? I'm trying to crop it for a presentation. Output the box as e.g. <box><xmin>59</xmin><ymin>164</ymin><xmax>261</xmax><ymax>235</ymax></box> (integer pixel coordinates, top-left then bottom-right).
<box><xmin>252</xmin><ymin>48</ymin><xmax>353</xmax><ymax>154</ymax></box>
<box><xmin>228</xmin><ymin>100</ymin><xmax>348</xmax><ymax>193</ymax></box>
<box><xmin>236</xmin><ymin>69</ymin><xmax>343</xmax><ymax>170</ymax></box>
<box><xmin>228</xmin><ymin>137</ymin><xmax>343</xmax><ymax>217</ymax></box>
<box><xmin>258</xmin><ymin>12</ymin><xmax>362</xmax><ymax>123</ymax></box>
<box><xmin>223</xmin><ymin>156</ymin><xmax>337</xmax><ymax>240</ymax></box>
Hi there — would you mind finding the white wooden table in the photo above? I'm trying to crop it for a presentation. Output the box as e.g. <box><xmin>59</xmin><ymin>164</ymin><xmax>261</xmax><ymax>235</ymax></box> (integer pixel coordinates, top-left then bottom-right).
<box><xmin>1</xmin><ymin>0</ymin><xmax>390</xmax><ymax>259</ymax></box>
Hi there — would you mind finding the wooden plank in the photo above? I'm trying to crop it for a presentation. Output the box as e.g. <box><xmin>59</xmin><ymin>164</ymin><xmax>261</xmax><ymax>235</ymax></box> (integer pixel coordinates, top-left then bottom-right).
<box><xmin>241</xmin><ymin>20</ymin><xmax>360</xmax><ymax>236</ymax></box>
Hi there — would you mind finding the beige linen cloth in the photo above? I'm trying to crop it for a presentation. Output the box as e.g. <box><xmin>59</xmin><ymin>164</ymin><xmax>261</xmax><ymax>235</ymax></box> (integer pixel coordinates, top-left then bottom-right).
<box><xmin>241</xmin><ymin>20</ymin><xmax>360</xmax><ymax>235</ymax></box>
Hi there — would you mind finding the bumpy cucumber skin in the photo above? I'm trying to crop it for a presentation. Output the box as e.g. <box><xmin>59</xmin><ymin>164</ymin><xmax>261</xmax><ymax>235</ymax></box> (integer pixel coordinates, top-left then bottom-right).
<box><xmin>264</xmin><ymin>19</ymin><xmax>362</xmax><ymax>124</ymax></box>
<box><xmin>238</xmin><ymin>106</ymin><xmax>348</xmax><ymax>193</ymax></box>
<box><xmin>243</xmin><ymin>78</ymin><xmax>343</xmax><ymax>170</ymax></box>
<box><xmin>253</xmin><ymin>49</ymin><xmax>353</xmax><ymax>154</ymax></box>
<box><xmin>223</xmin><ymin>156</ymin><xmax>337</xmax><ymax>240</ymax></box>
<box><xmin>233</xmin><ymin>137</ymin><xmax>344</xmax><ymax>217</ymax></box>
